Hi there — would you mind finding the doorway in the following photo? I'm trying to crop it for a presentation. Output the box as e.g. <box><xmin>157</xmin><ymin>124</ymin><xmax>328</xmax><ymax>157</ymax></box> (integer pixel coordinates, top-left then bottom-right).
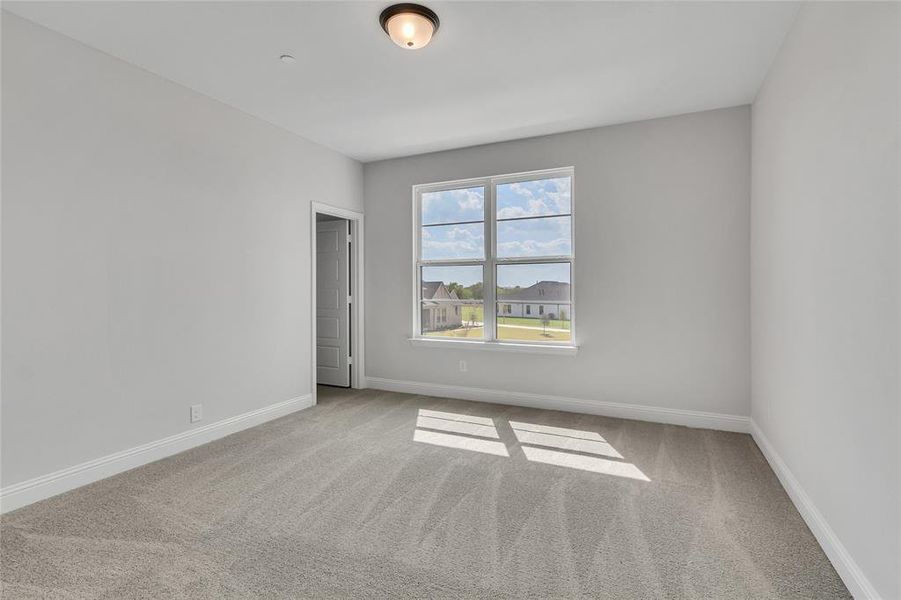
<box><xmin>311</xmin><ymin>203</ymin><xmax>364</xmax><ymax>401</ymax></box>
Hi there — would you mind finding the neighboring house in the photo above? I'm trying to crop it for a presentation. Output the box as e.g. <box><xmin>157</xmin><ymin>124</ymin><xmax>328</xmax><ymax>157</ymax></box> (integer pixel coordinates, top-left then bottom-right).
<box><xmin>421</xmin><ymin>281</ymin><xmax>463</xmax><ymax>331</ymax></box>
<box><xmin>497</xmin><ymin>280</ymin><xmax>571</xmax><ymax>321</ymax></box>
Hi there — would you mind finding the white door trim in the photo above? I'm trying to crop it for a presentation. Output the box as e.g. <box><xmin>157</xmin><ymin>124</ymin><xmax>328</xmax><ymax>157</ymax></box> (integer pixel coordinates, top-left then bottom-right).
<box><xmin>316</xmin><ymin>219</ymin><xmax>351</xmax><ymax>387</ymax></box>
<box><xmin>311</xmin><ymin>202</ymin><xmax>365</xmax><ymax>405</ymax></box>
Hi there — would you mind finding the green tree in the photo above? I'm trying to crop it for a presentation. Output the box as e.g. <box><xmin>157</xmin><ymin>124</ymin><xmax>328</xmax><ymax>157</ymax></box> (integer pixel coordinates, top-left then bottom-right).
<box><xmin>445</xmin><ymin>282</ymin><xmax>482</xmax><ymax>300</ymax></box>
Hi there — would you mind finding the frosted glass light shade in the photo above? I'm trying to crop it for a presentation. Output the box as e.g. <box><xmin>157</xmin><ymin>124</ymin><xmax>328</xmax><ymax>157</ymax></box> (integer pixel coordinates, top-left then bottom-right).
<box><xmin>386</xmin><ymin>13</ymin><xmax>434</xmax><ymax>49</ymax></box>
<box><xmin>380</xmin><ymin>4</ymin><xmax>439</xmax><ymax>50</ymax></box>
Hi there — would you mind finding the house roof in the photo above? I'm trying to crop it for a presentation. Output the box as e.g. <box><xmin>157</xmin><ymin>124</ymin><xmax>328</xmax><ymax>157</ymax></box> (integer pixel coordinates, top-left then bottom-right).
<box><xmin>421</xmin><ymin>281</ymin><xmax>442</xmax><ymax>300</ymax></box>
<box><xmin>498</xmin><ymin>280</ymin><xmax>570</xmax><ymax>303</ymax></box>
<box><xmin>421</xmin><ymin>281</ymin><xmax>459</xmax><ymax>301</ymax></box>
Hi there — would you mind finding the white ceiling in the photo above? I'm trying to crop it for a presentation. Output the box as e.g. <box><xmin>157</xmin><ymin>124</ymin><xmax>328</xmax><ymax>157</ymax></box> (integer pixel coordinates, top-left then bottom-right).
<box><xmin>5</xmin><ymin>1</ymin><xmax>799</xmax><ymax>162</ymax></box>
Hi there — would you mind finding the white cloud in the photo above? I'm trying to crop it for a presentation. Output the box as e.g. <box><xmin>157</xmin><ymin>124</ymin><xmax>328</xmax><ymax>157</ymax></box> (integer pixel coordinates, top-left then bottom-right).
<box><xmin>497</xmin><ymin>238</ymin><xmax>571</xmax><ymax>257</ymax></box>
<box><xmin>455</xmin><ymin>189</ymin><xmax>484</xmax><ymax>211</ymax></box>
<box><xmin>421</xmin><ymin>188</ymin><xmax>484</xmax><ymax>225</ymax></box>
<box><xmin>497</xmin><ymin>178</ymin><xmax>570</xmax><ymax>219</ymax></box>
<box><xmin>497</xmin><ymin>199</ymin><xmax>556</xmax><ymax>219</ymax></box>
<box><xmin>445</xmin><ymin>226</ymin><xmax>480</xmax><ymax>241</ymax></box>
<box><xmin>424</xmin><ymin>240</ymin><xmax>480</xmax><ymax>250</ymax></box>
<box><xmin>497</xmin><ymin>206</ymin><xmax>530</xmax><ymax>219</ymax></box>
<box><xmin>422</xmin><ymin>225</ymin><xmax>484</xmax><ymax>259</ymax></box>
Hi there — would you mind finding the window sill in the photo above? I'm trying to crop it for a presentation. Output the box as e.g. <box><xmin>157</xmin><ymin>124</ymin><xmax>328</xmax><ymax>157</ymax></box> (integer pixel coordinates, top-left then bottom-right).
<box><xmin>408</xmin><ymin>337</ymin><xmax>579</xmax><ymax>356</ymax></box>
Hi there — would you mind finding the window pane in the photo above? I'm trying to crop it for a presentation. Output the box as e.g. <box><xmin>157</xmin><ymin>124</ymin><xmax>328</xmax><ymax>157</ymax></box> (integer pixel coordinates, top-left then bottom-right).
<box><xmin>422</xmin><ymin>187</ymin><xmax>485</xmax><ymax>225</ymax></box>
<box><xmin>496</xmin><ymin>263</ymin><xmax>571</xmax><ymax>343</ymax></box>
<box><xmin>421</xmin><ymin>265</ymin><xmax>484</xmax><ymax>338</ymax></box>
<box><xmin>496</xmin><ymin>176</ymin><xmax>571</xmax><ymax>219</ymax></box>
<box><xmin>496</xmin><ymin>215</ymin><xmax>571</xmax><ymax>258</ymax></box>
<box><xmin>421</xmin><ymin>222</ymin><xmax>484</xmax><ymax>261</ymax></box>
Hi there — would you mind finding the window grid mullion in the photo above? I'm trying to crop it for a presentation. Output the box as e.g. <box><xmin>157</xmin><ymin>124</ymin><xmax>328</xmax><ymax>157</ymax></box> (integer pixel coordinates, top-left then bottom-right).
<box><xmin>422</xmin><ymin>219</ymin><xmax>485</xmax><ymax>228</ymax></box>
<box><xmin>495</xmin><ymin>256</ymin><xmax>574</xmax><ymax>265</ymax></box>
<box><xmin>485</xmin><ymin>180</ymin><xmax>497</xmax><ymax>342</ymax></box>
<box><xmin>496</xmin><ymin>212</ymin><xmax>572</xmax><ymax>223</ymax></box>
<box><xmin>418</xmin><ymin>260</ymin><xmax>486</xmax><ymax>267</ymax></box>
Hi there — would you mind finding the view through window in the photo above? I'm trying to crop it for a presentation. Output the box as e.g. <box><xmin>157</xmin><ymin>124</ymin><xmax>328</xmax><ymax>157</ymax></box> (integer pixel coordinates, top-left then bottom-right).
<box><xmin>415</xmin><ymin>168</ymin><xmax>574</xmax><ymax>345</ymax></box>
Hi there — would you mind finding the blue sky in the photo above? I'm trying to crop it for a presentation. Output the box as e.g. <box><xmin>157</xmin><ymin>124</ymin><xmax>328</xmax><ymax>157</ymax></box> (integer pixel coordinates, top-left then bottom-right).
<box><xmin>421</xmin><ymin>265</ymin><xmax>482</xmax><ymax>287</ymax></box>
<box><xmin>496</xmin><ymin>177</ymin><xmax>571</xmax><ymax>219</ymax></box>
<box><xmin>497</xmin><ymin>216</ymin><xmax>571</xmax><ymax>258</ymax></box>
<box><xmin>497</xmin><ymin>263</ymin><xmax>570</xmax><ymax>288</ymax></box>
<box><xmin>421</xmin><ymin>176</ymin><xmax>572</xmax><ymax>261</ymax></box>
<box><xmin>421</xmin><ymin>223</ymin><xmax>484</xmax><ymax>260</ymax></box>
<box><xmin>421</xmin><ymin>187</ymin><xmax>484</xmax><ymax>225</ymax></box>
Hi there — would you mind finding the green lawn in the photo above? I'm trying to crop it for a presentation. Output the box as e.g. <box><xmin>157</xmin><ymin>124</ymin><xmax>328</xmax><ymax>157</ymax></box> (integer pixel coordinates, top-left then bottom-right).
<box><xmin>426</xmin><ymin>302</ymin><xmax>572</xmax><ymax>341</ymax></box>
<box><xmin>426</xmin><ymin>326</ymin><xmax>484</xmax><ymax>339</ymax></box>
<box><xmin>445</xmin><ymin>304</ymin><xmax>571</xmax><ymax>331</ymax></box>
<box><xmin>425</xmin><ymin>324</ymin><xmax>571</xmax><ymax>342</ymax></box>
<box><xmin>497</xmin><ymin>325</ymin><xmax>571</xmax><ymax>342</ymax></box>
<box><xmin>496</xmin><ymin>315</ymin><xmax>571</xmax><ymax>330</ymax></box>
<box><xmin>459</xmin><ymin>305</ymin><xmax>483</xmax><ymax>324</ymax></box>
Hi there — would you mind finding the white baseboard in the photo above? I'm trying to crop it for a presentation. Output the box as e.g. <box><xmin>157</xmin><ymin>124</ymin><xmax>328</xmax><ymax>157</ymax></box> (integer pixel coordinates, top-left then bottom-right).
<box><xmin>0</xmin><ymin>394</ymin><xmax>314</xmax><ymax>515</ymax></box>
<box><xmin>364</xmin><ymin>376</ymin><xmax>749</xmax><ymax>433</ymax></box>
<box><xmin>750</xmin><ymin>420</ymin><xmax>880</xmax><ymax>600</ymax></box>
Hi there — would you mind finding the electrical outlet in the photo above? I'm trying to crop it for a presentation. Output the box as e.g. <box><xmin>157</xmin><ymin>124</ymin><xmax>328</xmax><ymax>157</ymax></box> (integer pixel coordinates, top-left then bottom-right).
<box><xmin>190</xmin><ymin>404</ymin><xmax>202</xmax><ymax>423</ymax></box>
<box><xmin>459</xmin><ymin>360</ymin><xmax>467</xmax><ymax>372</ymax></box>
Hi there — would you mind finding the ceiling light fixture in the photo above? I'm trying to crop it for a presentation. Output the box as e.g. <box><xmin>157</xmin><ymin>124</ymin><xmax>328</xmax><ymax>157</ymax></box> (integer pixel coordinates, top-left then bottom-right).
<box><xmin>379</xmin><ymin>3</ymin><xmax>439</xmax><ymax>50</ymax></box>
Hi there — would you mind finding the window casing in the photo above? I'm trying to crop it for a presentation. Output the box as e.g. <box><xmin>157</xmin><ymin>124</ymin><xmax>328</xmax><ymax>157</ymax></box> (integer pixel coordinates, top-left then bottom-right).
<box><xmin>413</xmin><ymin>167</ymin><xmax>575</xmax><ymax>347</ymax></box>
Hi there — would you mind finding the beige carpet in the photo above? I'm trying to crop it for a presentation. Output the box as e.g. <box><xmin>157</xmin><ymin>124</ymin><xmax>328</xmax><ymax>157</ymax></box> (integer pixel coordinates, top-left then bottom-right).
<box><xmin>1</xmin><ymin>386</ymin><xmax>849</xmax><ymax>599</ymax></box>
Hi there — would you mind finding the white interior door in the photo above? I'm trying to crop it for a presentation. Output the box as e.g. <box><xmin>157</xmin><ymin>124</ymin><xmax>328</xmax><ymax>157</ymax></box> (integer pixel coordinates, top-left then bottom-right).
<box><xmin>316</xmin><ymin>219</ymin><xmax>350</xmax><ymax>387</ymax></box>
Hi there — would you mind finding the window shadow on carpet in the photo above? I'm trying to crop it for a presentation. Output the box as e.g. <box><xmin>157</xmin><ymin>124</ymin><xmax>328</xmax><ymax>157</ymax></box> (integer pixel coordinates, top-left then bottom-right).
<box><xmin>412</xmin><ymin>409</ymin><xmax>650</xmax><ymax>481</ymax></box>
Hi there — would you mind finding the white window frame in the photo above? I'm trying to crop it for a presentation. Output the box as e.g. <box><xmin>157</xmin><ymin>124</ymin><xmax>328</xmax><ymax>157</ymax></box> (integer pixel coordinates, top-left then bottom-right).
<box><xmin>410</xmin><ymin>166</ymin><xmax>577</xmax><ymax>355</ymax></box>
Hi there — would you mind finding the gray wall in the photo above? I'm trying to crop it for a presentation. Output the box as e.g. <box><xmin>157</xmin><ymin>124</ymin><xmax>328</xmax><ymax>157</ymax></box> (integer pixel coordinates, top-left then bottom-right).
<box><xmin>364</xmin><ymin>106</ymin><xmax>751</xmax><ymax>417</ymax></box>
<box><xmin>751</xmin><ymin>3</ymin><xmax>899</xmax><ymax>598</ymax></box>
<box><xmin>1</xmin><ymin>14</ymin><xmax>362</xmax><ymax>487</ymax></box>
